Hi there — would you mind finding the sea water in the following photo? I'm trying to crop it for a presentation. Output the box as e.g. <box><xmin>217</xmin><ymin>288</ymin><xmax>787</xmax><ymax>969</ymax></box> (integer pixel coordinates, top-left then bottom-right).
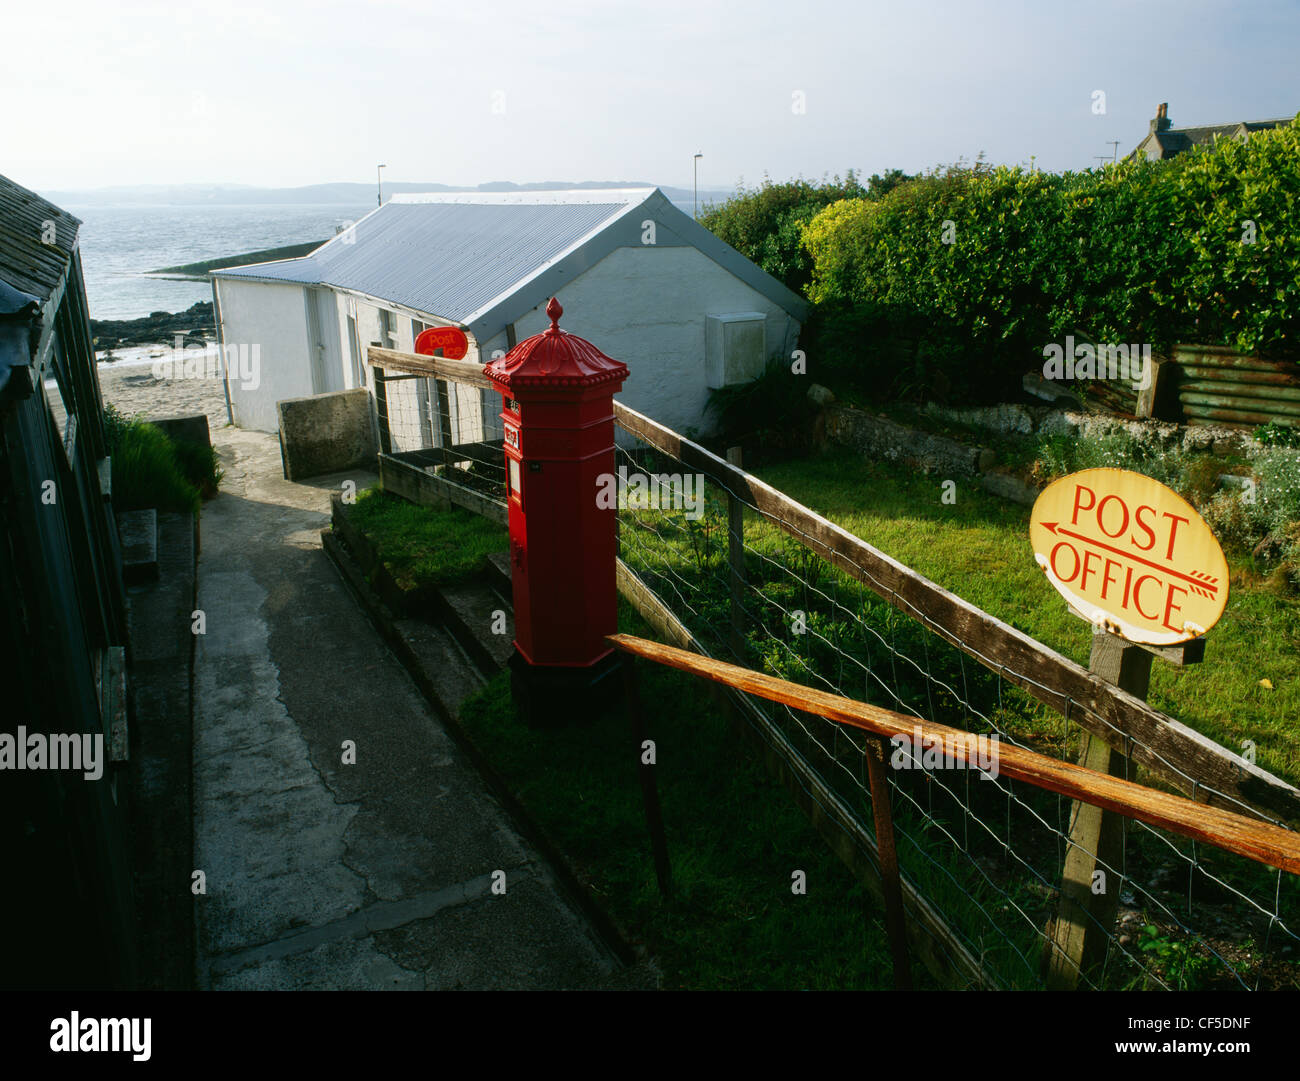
<box><xmin>64</xmin><ymin>202</ymin><xmax>373</xmax><ymax>321</ymax></box>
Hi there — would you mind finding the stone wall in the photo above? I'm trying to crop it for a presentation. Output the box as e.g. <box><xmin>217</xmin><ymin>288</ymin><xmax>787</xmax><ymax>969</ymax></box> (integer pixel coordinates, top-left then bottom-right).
<box><xmin>824</xmin><ymin>404</ymin><xmax>994</xmax><ymax>477</ymax></box>
<box><xmin>276</xmin><ymin>387</ymin><xmax>377</xmax><ymax>481</ymax></box>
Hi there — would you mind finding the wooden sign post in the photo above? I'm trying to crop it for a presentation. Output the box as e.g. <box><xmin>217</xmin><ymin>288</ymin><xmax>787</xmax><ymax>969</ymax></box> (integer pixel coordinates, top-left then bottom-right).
<box><xmin>1029</xmin><ymin>469</ymin><xmax>1227</xmax><ymax>989</ymax></box>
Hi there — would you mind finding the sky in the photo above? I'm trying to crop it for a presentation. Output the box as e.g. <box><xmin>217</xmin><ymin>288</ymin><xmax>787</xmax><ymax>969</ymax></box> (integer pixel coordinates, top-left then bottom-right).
<box><xmin>4</xmin><ymin>0</ymin><xmax>1298</xmax><ymax>193</ymax></box>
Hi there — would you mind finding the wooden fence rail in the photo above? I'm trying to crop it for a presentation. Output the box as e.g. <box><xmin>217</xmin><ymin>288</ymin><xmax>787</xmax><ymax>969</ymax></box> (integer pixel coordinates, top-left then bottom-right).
<box><xmin>612</xmin><ymin>401</ymin><xmax>1300</xmax><ymax>829</ymax></box>
<box><xmin>613</xmin><ymin>561</ymin><xmax>996</xmax><ymax>989</ymax></box>
<box><xmin>361</xmin><ymin>349</ymin><xmax>1300</xmax><ymax>827</ymax></box>
<box><xmin>607</xmin><ymin>634</ymin><xmax>1300</xmax><ymax>876</ymax></box>
<box><xmin>367</xmin><ymin>345</ymin><xmax>493</xmax><ymax>389</ymax></box>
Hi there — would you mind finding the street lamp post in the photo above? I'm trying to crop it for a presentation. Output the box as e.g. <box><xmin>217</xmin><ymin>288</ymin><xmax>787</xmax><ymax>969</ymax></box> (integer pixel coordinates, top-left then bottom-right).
<box><xmin>693</xmin><ymin>153</ymin><xmax>703</xmax><ymax>220</ymax></box>
<box><xmin>377</xmin><ymin>164</ymin><xmax>387</xmax><ymax>207</ymax></box>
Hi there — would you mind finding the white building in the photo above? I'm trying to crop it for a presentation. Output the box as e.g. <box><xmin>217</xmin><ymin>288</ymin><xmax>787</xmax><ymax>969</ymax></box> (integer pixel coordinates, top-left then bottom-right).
<box><xmin>210</xmin><ymin>188</ymin><xmax>807</xmax><ymax>440</ymax></box>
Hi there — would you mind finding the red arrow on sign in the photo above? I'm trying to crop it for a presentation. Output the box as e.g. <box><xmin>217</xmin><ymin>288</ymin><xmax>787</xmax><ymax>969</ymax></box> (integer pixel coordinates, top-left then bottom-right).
<box><xmin>1041</xmin><ymin>522</ymin><xmax>1219</xmax><ymax>598</ymax></box>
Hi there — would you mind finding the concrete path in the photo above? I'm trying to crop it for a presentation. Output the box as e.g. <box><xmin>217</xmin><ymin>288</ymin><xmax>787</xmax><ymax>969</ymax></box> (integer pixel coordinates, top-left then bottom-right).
<box><xmin>193</xmin><ymin>428</ymin><xmax>626</xmax><ymax>989</ymax></box>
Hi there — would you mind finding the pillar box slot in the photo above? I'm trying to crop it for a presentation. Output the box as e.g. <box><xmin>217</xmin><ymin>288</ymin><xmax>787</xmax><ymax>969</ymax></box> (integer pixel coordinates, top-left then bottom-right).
<box><xmin>483</xmin><ymin>298</ymin><xmax>629</xmax><ymax>726</ymax></box>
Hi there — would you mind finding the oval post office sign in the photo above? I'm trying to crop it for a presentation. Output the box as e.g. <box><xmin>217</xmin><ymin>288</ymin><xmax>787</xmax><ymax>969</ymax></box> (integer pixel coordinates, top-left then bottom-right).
<box><xmin>1029</xmin><ymin>468</ymin><xmax>1229</xmax><ymax>646</ymax></box>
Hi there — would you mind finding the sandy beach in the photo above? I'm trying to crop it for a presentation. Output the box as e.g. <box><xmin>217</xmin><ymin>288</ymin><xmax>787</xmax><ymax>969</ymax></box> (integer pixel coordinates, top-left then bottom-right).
<box><xmin>94</xmin><ymin>345</ymin><xmax>232</xmax><ymax>432</ymax></box>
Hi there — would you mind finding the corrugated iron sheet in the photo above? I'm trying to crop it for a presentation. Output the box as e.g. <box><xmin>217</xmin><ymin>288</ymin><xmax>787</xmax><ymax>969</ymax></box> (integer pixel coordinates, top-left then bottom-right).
<box><xmin>215</xmin><ymin>196</ymin><xmax>634</xmax><ymax>324</ymax></box>
<box><xmin>1172</xmin><ymin>345</ymin><xmax>1300</xmax><ymax>428</ymax></box>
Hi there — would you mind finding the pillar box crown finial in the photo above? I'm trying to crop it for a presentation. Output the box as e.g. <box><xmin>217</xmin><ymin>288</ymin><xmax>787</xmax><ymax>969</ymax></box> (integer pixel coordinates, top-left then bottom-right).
<box><xmin>484</xmin><ymin>297</ymin><xmax>628</xmax><ymax>390</ymax></box>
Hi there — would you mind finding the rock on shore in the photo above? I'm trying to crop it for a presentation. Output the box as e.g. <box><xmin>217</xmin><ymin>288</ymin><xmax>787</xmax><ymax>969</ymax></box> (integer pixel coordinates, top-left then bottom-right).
<box><xmin>91</xmin><ymin>301</ymin><xmax>216</xmax><ymax>350</ymax></box>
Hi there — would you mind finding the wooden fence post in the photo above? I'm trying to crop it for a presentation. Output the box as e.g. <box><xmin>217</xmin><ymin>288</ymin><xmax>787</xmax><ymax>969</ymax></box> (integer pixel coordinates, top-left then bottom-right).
<box><xmin>433</xmin><ymin>377</ymin><xmax>453</xmax><ymax>468</ymax></box>
<box><xmin>1044</xmin><ymin>630</ymin><xmax>1202</xmax><ymax>989</ymax></box>
<box><xmin>864</xmin><ymin>736</ymin><xmax>912</xmax><ymax>990</ymax></box>
<box><xmin>623</xmin><ymin>656</ymin><xmax>672</xmax><ymax>898</ymax></box>
<box><xmin>371</xmin><ymin>345</ymin><xmax>392</xmax><ymax>455</ymax></box>
<box><xmin>726</xmin><ymin>446</ymin><xmax>746</xmax><ymax>663</ymax></box>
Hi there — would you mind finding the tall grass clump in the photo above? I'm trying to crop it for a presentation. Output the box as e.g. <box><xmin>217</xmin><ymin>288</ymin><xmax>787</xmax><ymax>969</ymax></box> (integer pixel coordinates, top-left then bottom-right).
<box><xmin>103</xmin><ymin>404</ymin><xmax>221</xmax><ymax>513</ymax></box>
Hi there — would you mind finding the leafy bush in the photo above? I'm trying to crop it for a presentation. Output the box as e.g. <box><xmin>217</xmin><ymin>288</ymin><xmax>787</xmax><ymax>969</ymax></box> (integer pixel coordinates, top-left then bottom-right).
<box><xmin>1193</xmin><ymin>447</ymin><xmax>1300</xmax><ymax>568</ymax></box>
<box><xmin>1252</xmin><ymin>445</ymin><xmax>1300</xmax><ymax>541</ymax></box>
<box><xmin>699</xmin><ymin>171</ymin><xmax>909</xmax><ymax>295</ymax></box>
<box><xmin>802</xmin><ymin>161</ymin><xmax>1069</xmax><ymax>402</ymax></box>
<box><xmin>1029</xmin><ymin>426</ymin><xmax>1300</xmax><ymax>567</ymax></box>
<box><xmin>1256</xmin><ymin>421</ymin><xmax>1300</xmax><ymax>448</ymax></box>
<box><xmin>801</xmin><ymin>117</ymin><xmax>1300</xmax><ymax>405</ymax></box>
<box><xmin>704</xmin><ymin>355</ymin><xmax>817</xmax><ymax>446</ymax></box>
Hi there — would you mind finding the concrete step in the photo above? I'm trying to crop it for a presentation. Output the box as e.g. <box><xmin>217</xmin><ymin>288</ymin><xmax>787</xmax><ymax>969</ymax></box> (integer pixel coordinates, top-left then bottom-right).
<box><xmin>322</xmin><ymin>529</ymin><xmax>487</xmax><ymax>714</ymax></box>
<box><xmin>485</xmin><ymin>550</ymin><xmax>511</xmax><ymax>596</ymax></box>
<box><xmin>394</xmin><ymin>617</ymin><xmax>487</xmax><ymax>712</ymax></box>
<box><xmin>118</xmin><ymin>508</ymin><xmax>159</xmax><ymax>583</ymax></box>
<box><xmin>437</xmin><ymin>579</ymin><xmax>515</xmax><ymax>677</ymax></box>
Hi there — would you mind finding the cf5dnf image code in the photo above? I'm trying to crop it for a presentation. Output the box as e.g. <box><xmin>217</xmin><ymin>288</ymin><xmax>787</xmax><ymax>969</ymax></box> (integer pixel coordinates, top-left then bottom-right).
<box><xmin>1129</xmin><ymin>1017</ymin><xmax>1251</xmax><ymax>1031</ymax></box>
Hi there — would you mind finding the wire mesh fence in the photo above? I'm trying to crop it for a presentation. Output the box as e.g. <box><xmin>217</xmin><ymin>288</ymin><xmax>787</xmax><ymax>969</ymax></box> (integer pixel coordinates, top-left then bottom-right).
<box><xmin>363</xmin><ymin>349</ymin><xmax>1299</xmax><ymax>990</ymax></box>
<box><xmin>373</xmin><ymin>363</ymin><xmax>506</xmax><ymax>496</ymax></box>
<box><xmin>611</xmin><ymin>427</ymin><xmax>1300</xmax><ymax>991</ymax></box>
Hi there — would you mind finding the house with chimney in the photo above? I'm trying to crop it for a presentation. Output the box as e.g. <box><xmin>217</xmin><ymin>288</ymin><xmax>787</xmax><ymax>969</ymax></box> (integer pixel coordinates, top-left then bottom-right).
<box><xmin>1130</xmin><ymin>102</ymin><xmax>1293</xmax><ymax>161</ymax></box>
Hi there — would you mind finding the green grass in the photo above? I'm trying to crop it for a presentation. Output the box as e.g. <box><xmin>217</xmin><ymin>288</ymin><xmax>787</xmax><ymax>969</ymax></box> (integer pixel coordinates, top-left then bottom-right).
<box><xmin>614</xmin><ymin>447</ymin><xmax>1299</xmax><ymax>989</ymax></box>
<box><xmin>751</xmin><ymin>449</ymin><xmax>1300</xmax><ymax>788</ymax></box>
<box><xmin>103</xmin><ymin>404</ymin><xmax>223</xmax><ymax>512</ymax></box>
<box><xmin>347</xmin><ymin>487</ymin><xmax>507</xmax><ymax>589</ymax></box>
<box><xmin>104</xmin><ymin>409</ymin><xmax>200</xmax><ymax>514</ymax></box>
<box><xmin>351</xmin><ymin>462</ymin><xmax>1299</xmax><ymax>990</ymax></box>
<box><xmin>458</xmin><ymin>600</ymin><xmax>929</xmax><ymax>990</ymax></box>
<box><xmin>171</xmin><ymin>438</ymin><xmax>224</xmax><ymax>499</ymax></box>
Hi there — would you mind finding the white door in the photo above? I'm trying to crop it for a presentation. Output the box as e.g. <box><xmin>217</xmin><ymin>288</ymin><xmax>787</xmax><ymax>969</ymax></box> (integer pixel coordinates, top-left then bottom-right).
<box><xmin>306</xmin><ymin>288</ymin><xmax>344</xmax><ymax>394</ymax></box>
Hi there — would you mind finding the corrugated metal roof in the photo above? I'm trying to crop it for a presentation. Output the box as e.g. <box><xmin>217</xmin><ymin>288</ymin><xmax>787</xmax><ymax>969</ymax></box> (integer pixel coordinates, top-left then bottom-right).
<box><xmin>212</xmin><ymin>187</ymin><xmax>809</xmax><ymax>338</ymax></box>
<box><xmin>214</xmin><ymin>254</ymin><xmax>324</xmax><ymax>286</ymax></box>
<box><xmin>0</xmin><ymin>174</ymin><xmax>80</xmax><ymax>304</ymax></box>
<box><xmin>215</xmin><ymin>190</ymin><xmax>645</xmax><ymax>323</ymax></box>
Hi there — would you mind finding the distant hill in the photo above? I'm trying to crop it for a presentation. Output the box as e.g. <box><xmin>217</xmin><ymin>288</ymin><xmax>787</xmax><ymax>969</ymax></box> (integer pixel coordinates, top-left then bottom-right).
<box><xmin>43</xmin><ymin>180</ymin><xmax>737</xmax><ymax>209</ymax></box>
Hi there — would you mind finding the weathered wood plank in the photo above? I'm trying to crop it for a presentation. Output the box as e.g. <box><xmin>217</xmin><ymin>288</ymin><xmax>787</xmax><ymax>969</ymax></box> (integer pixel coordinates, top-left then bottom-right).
<box><xmin>613</xmin><ymin>562</ymin><xmax>996</xmax><ymax>990</ymax></box>
<box><xmin>1045</xmin><ymin>631</ymin><xmax>1151</xmax><ymax>990</ymax></box>
<box><xmin>367</xmin><ymin>346</ymin><xmax>493</xmax><ymax>390</ymax></box>
<box><xmin>725</xmin><ymin>446</ymin><xmax>746</xmax><ymax>662</ymax></box>
<box><xmin>379</xmin><ymin>453</ymin><xmax>507</xmax><ymax>525</ymax></box>
<box><xmin>372</xmin><ymin>360</ymin><xmax>393</xmax><ymax>455</ymax></box>
<box><xmin>608</xmin><ymin>634</ymin><xmax>1300</xmax><ymax>875</ymax></box>
<box><xmin>613</xmin><ymin>402</ymin><xmax>1300</xmax><ymax>827</ymax></box>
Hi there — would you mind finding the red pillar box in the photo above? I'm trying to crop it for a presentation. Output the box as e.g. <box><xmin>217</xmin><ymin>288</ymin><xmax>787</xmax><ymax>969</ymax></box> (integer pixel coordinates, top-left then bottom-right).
<box><xmin>484</xmin><ymin>298</ymin><xmax>629</xmax><ymax>726</ymax></box>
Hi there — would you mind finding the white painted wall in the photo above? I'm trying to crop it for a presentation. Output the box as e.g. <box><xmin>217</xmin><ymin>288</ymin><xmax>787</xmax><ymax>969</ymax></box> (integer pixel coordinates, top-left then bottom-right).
<box><xmin>478</xmin><ymin>330</ymin><xmax>510</xmax><ymax>439</ymax></box>
<box><xmin>510</xmin><ymin>245</ymin><xmax>799</xmax><ymax>437</ymax></box>
<box><xmin>216</xmin><ymin>245</ymin><xmax>800</xmax><ymax>441</ymax></box>
<box><xmin>215</xmin><ymin>278</ymin><xmax>313</xmax><ymax>433</ymax></box>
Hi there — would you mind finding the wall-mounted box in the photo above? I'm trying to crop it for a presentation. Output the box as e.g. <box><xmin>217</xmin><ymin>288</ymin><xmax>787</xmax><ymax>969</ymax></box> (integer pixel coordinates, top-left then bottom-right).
<box><xmin>705</xmin><ymin>312</ymin><xmax>767</xmax><ymax>389</ymax></box>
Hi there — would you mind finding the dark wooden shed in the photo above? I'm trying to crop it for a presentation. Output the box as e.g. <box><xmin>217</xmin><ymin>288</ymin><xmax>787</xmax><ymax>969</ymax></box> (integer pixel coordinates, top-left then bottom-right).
<box><xmin>0</xmin><ymin>173</ymin><xmax>135</xmax><ymax>988</ymax></box>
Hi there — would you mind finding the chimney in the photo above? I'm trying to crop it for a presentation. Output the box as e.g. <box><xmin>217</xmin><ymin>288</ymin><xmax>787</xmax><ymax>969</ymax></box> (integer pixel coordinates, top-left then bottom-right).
<box><xmin>1149</xmin><ymin>102</ymin><xmax>1171</xmax><ymax>134</ymax></box>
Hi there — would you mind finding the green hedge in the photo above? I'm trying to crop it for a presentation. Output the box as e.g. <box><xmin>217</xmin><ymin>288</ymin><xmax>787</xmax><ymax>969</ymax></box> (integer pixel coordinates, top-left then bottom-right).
<box><xmin>800</xmin><ymin>118</ymin><xmax>1300</xmax><ymax>404</ymax></box>
<box><xmin>699</xmin><ymin>170</ymin><xmax>910</xmax><ymax>295</ymax></box>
